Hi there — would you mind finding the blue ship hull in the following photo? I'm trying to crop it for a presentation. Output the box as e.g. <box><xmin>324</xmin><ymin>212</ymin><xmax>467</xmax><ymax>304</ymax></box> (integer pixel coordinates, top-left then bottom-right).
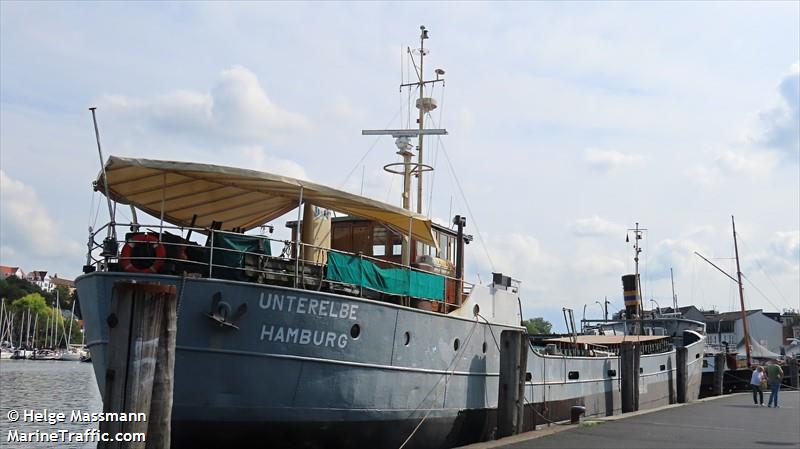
<box><xmin>77</xmin><ymin>272</ymin><xmax>513</xmax><ymax>448</ymax></box>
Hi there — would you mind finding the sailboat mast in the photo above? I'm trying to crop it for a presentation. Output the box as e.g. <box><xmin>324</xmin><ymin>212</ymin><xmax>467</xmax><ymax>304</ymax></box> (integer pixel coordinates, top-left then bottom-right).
<box><xmin>731</xmin><ymin>215</ymin><xmax>752</xmax><ymax>367</ymax></box>
<box><xmin>416</xmin><ymin>26</ymin><xmax>427</xmax><ymax>214</ymax></box>
<box><xmin>66</xmin><ymin>299</ymin><xmax>76</xmax><ymax>349</ymax></box>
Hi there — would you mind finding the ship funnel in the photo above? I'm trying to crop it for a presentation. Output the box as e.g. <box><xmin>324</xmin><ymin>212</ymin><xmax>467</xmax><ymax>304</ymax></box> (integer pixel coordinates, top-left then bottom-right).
<box><xmin>301</xmin><ymin>204</ymin><xmax>331</xmax><ymax>264</ymax></box>
<box><xmin>621</xmin><ymin>274</ymin><xmax>640</xmax><ymax>319</ymax></box>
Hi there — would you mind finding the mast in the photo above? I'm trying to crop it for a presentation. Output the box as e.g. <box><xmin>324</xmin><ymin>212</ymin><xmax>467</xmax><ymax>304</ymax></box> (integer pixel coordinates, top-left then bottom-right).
<box><xmin>32</xmin><ymin>313</ymin><xmax>38</xmax><ymax>350</ymax></box>
<box><xmin>66</xmin><ymin>299</ymin><xmax>76</xmax><ymax>349</ymax></box>
<box><xmin>362</xmin><ymin>26</ymin><xmax>447</xmax><ymax>264</ymax></box>
<box><xmin>633</xmin><ymin>222</ymin><xmax>643</xmax><ymax>318</ymax></box>
<box><xmin>624</xmin><ymin>223</ymin><xmax>646</xmax><ymax>334</ymax></box>
<box><xmin>416</xmin><ymin>26</ymin><xmax>426</xmax><ymax>214</ymax></box>
<box><xmin>670</xmin><ymin>267</ymin><xmax>678</xmax><ymax>311</ymax></box>
<box><xmin>732</xmin><ymin>215</ymin><xmax>752</xmax><ymax>367</ymax></box>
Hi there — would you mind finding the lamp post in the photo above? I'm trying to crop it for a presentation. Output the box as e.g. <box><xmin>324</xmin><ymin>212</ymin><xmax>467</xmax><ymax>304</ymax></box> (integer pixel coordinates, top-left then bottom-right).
<box><xmin>582</xmin><ymin>304</ymin><xmax>587</xmax><ymax>332</ymax></box>
<box><xmin>595</xmin><ymin>301</ymin><xmax>606</xmax><ymax>321</ymax></box>
<box><xmin>595</xmin><ymin>299</ymin><xmax>612</xmax><ymax>321</ymax></box>
<box><xmin>650</xmin><ymin>298</ymin><xmax>660</xmax><ymax>315</ymax></box>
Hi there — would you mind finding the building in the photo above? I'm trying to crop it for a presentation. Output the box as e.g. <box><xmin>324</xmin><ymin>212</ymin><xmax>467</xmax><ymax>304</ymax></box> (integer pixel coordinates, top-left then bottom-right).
<box><xmin>0</xmin><ymin>265</ymin><xmax>24</xmax><ymax>280</ymax></box>
<box><xmin>705</xmin><ymin>309</ymin><xmax>783</xmax><ymax>355</ymax></box>
<box><xmin>658</xmin><ymin>305</ymin><xmax>706</xmax><ymax>323</ymax></box>
<box><xmin>25</xmin><ymin>270</ymin><xmax>54</xmax><ymax>291</ymax></box>
<box><xmin>49</xmin><ymin>275</ymin><xmax>76</xmax><ymax>294</ymax></box>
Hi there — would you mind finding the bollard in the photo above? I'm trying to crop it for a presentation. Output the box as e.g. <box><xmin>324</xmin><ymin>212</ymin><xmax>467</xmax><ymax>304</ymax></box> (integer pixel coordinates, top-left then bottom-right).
<box><xmin>99</xmin><ymin>282</ymin><xmax>177</xmax><ymax>449</ymax></box>
<box><xmin>497</xmin><ymin>330</ymin><xmax>528</xmax><ymax>438</ymax></box>
<box><xmin>676</xmin><ymin>347</ymin><xmax>688</xmax><ymax>404</ymax></box>
<box><xmin>620</xmin><ymin>341</ymin><xmax>640</xmax><ymax>413</ymax></box>
<box><xmin>570</xmin><ymin>405</ymin><xmax>586</xmax><ymax>424</ymax></box>
<box><xmin>712</xmin><ymin>353</ymin><xmax>725</xmax><ymax>396</ymax></box>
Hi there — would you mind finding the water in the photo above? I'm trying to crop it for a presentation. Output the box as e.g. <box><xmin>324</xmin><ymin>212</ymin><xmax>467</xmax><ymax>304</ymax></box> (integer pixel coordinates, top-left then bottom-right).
<box><xmin>0</xmin><ymin>360</ymin><xmax>102</xmax><ymax>448</ymax></box>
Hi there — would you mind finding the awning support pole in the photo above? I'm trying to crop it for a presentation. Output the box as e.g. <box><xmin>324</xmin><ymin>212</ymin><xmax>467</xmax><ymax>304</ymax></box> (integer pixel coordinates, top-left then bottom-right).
<box><xmin>294</xmin><ymin>187</ymin><xmax>304</xmax><ymax>289</ymax></box>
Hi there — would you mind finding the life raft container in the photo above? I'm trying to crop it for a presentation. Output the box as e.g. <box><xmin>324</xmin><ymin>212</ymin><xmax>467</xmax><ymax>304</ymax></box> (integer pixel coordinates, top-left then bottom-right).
<box><xmin>120</xmin><ymin>233</ymin><xmax>166</xmax><ymax>274</ymax></box>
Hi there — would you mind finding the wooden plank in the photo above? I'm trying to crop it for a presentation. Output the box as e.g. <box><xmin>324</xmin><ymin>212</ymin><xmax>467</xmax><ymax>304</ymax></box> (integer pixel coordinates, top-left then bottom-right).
<box><xmin>676</xmin><ymin>346</ymin><xmax>688</xmax><ymax>403</ymax></box>
<box><xmin>712</xmin><ymin>353</ymin><xmax>725</xmax><ymax>396</ymax></box>
<box><xmin>497</xmin><ymin>330</ymin><xmax>527</xmax><ymax>438</ymax></box>
<box><xmin>98</xmin><ymin>282</ymin><xmax>176</xmax><ymax>449</ymax></box>
<box><xmin>99</xmin><ymin>283</ymin><xmax>135</xmax><ymax>449</ymax></box>
<box><xmin>146</xmin><ymin>291</ymin><xmax>178</xmax><ymax>449</ymax></box>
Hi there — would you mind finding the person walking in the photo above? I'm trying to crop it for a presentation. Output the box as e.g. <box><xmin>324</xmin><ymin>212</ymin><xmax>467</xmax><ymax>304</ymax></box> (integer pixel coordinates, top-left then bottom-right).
<box><xmin>750</xmin><ymin>365</ymin><xmax>766</xmax><ymax>406</ymax></box>
<box><xmin>765</xmin><ymin>361</ymin><xmax>784</xmax><ymax>408</ymax></box>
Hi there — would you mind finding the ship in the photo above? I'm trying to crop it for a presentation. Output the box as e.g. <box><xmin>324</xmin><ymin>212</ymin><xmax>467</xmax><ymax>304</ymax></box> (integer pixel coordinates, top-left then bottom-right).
<box><xmin>77</xmin><ymin>27</ymin><xmax>705</xmax><ymax>449</ymax></box>
<box><xmin>526</xmin><ymin>223</ymin><xmax>706</xmax><ymax>424</ymax></box>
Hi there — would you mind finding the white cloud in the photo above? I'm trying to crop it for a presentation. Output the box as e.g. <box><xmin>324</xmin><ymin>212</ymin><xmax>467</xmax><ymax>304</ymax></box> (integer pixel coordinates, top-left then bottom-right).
<box><xmin>648</xmin><ymin>238</ymin><xmax>704</xmax><ymax>281</ymax></box>
<box><xmin>571</xmin><ymin>254</ymin><xmax>625</xmax><ymax>277</ymax></box>
<box><xmin>0</xmin><ymin>170</ymin><xmax>82</xmax><ymax>259</ymax></box>
<box><xmin>101</xmin><ymin>65</ymin><xmax>309</xmax><ymax>145</ymax></box>
<box><xmin>583</xmin><ymin>148</ymin><xmax>644</xmax><ymax>172</ymax></box>
<box><xmin>471</xmin><ymin>232</ymin><xmax>560</xmax><ymax>293</ymax></box>
<box><xmin>752</xmin><ymin>63</ymin><xmax>800</xmax><ymax>156</ymax></box>
<box><xmin>571</xmin><ymin>215</ymin><xmax>625</xmax><ymax>238</ymax></box>
<box><xmin>747</xmin><ymin>230</ymin><xmax>800</xmax><ymax>276</ymax></box>
<box><xmin>238</xmin><ymin>146</ymin><xmax>308</xmax><ymax>180</ymax></box>
<box><xmin>686</xmin><ymin>150</ymin><xmax>778</xmax><ymax>185</ymax></box>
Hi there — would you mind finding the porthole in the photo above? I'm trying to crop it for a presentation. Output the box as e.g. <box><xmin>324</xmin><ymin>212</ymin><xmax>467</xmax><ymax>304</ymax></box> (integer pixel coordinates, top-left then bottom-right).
<box><xmin>660</xmin><ymin>364</ymin><xmax>666</xmax><ymax>371</ymax></box>
<box><xmin>473</xmin><ymin>304</ymin><xmax>480</xmax><ymax>316</ymax></box>
<box><xmin>607</xmin><ymin>369</ymin><xmax>617</xmax><ymax>377</ymax></box>
<box><xmin>404</xmin><ymin>331</ymin><xmax>411</xmax><ymax>346</ymax></box>
<box><xmin>639</xmin><ymin>367</ymin><xmax>643</xmax><ymax>374</ymax></box>
<box><xmin>482</xmin><ymin>342</ymin><xmax>487</xmax><ymax>353</ymax></box>
<box><xmin>454</xmin><ymin>338</ymin><xmax>460</xmax><ymax>351</ymax></box>
<box><xmin>568</xmin><ymin>371</ymin><xmax>580</xmax><ymax>380</ymax></box>
<box><xmin>525</xmin><ymin>372</ymin><xmax>532</xmax><ymax>381</ymax></box>
<box><xmin>350</xmin><ymin>324</ymin><xmax>361</xmax><ymax>339</ymax></box>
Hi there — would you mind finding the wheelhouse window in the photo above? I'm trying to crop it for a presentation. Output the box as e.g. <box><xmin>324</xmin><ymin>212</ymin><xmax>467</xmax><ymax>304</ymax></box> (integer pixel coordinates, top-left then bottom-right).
<box><xmin>372</xmin><ymin>227</ymin><xmax>387</xmax><ymax>256</ymax></box>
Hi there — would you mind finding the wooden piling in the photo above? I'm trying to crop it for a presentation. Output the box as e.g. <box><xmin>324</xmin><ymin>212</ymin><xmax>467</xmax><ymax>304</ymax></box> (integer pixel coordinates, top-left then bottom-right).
<box><xmin>497</xmin><ymin>330</ymin><xmax>527</xmax><ymax>438</ymax></box>
<box><xmin>99</xmin><ymin>282</ymin><xmax>177</xmax><ymax>449</ymax></box>
<box><xmin>676</xmin><ymin>346</ymin><xmax>688</xmax><ymax>404</ymax></box>
<box><xmin>146</xmin><ymin>286</ymin><xmax>178</xmax><ymax>449</ymax></box>
<box><xmin>620</xmin><ymin>341</ymin><xmax>640</xmax><ymax>413</ymax></box>
<box><xmin>712</xmin><ymin>353</ymin><xmax>725</xmax><ymax>396</ymax></box>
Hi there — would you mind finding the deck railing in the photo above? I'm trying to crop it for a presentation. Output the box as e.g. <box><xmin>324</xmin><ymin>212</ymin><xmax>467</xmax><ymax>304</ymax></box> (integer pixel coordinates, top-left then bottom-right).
<box><xmin>85</xmin><ymin>221</ymin><xmax>472</xmax><ymax>311</ymax></box>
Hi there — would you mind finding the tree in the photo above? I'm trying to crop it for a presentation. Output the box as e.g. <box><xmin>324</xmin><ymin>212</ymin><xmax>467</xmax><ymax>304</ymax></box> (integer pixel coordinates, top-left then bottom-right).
<box><xmin>11</xmin><ymin>293</ymin><xmax>49</xmax><ymax>315</ymax></box>
<box><xmin>0</xmin><ymin>276</ymin><xmax>41</xmax><ymax>301</ymax></box>
<box><xmin>522</xmin><ymin>317</ymin><xmax>552</xmax><ymax>335</ymax></box>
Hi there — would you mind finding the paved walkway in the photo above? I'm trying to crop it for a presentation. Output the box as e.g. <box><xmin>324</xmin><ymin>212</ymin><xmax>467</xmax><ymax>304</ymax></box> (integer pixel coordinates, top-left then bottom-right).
<box><xmin>462</xmin><ymin>391</ymin><xmax>800</xmax><ymax>449</ymax></box>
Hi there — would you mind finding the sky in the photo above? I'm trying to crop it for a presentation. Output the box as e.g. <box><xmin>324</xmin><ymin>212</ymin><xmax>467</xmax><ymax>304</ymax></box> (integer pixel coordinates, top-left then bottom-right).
<box><xmin>1</xmin><ymin>2</ymin><xmax>798</xmax><ymax>331</ymax></box>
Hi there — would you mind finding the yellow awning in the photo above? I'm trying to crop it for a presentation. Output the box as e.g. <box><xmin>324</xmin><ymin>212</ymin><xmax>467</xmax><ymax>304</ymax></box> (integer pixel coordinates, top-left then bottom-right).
<box><xmin>96</xmin><ymin>156</ymin><xmax>437</xmax><ymax>246</ymax></box>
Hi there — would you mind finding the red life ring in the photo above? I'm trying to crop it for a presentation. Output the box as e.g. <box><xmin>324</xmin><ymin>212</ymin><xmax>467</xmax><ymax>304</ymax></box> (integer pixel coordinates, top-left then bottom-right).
<box><xmin>120</xmin><ymin>233</ymin><xmax>166</xmax><ymax>274</ymax></box>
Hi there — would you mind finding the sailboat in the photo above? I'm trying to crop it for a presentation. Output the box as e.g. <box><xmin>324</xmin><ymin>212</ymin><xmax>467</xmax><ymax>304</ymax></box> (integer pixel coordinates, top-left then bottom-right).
<box><xmin>77</xmin><ymin>26</ymin><xmax>524</xmax><ymax>449</ymax></box>
<box><xmin>695</xmin><ymin>215</ymin><xmax>766</xmax><ymax>391</ymax></box>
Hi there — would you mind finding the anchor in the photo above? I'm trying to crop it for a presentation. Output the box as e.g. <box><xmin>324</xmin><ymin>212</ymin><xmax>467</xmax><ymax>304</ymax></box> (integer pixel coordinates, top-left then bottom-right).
<box><xmin>206</xmin><ymin>292</ymin><xmax>247</xmax><ymax>330</ymax></box>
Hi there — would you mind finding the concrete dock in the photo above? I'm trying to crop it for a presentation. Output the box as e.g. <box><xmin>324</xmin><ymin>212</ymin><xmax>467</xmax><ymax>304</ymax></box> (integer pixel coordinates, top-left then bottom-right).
<box><xmin>460</xmin><ymin>391</ymin><xmax>800</xmax><ymax>449</ymax></box>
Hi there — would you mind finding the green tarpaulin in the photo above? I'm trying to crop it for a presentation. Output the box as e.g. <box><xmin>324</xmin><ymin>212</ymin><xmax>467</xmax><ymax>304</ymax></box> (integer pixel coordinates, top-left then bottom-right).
<box><xmin>211</xmin><ymin>233</ymin><xmax>270</xmax><ymax>281</ymax></box>
<box><xmin>326</xmin><ymin>252</ymin><xmax>445</xmax><ymax>301</ymax></box>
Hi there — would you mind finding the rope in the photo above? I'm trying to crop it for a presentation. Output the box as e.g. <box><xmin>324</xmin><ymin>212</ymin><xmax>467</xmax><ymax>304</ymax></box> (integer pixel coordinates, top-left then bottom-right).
<box><xmin>425</xmin><ymin>83</ymin><xmax>446</xmax><ymax>218</ymax></box>
<box><xmin>741</xmin><ymin>273</ymin><xmax>784</xmax><ymax>314</ymax></box>
<box><xmin>423</xmin><ymin>116</ymin><xmax>495</xmax><ymax>272</ymax></box>
<box><xmin>397</xmin><ymin>318</ymin><xmax>480</xmax><ymax>449</ymax></box>
<box><xmin>736</xmin><ymin>234</ymin><xmax>794</xmax><ymax>309</ymax></box>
